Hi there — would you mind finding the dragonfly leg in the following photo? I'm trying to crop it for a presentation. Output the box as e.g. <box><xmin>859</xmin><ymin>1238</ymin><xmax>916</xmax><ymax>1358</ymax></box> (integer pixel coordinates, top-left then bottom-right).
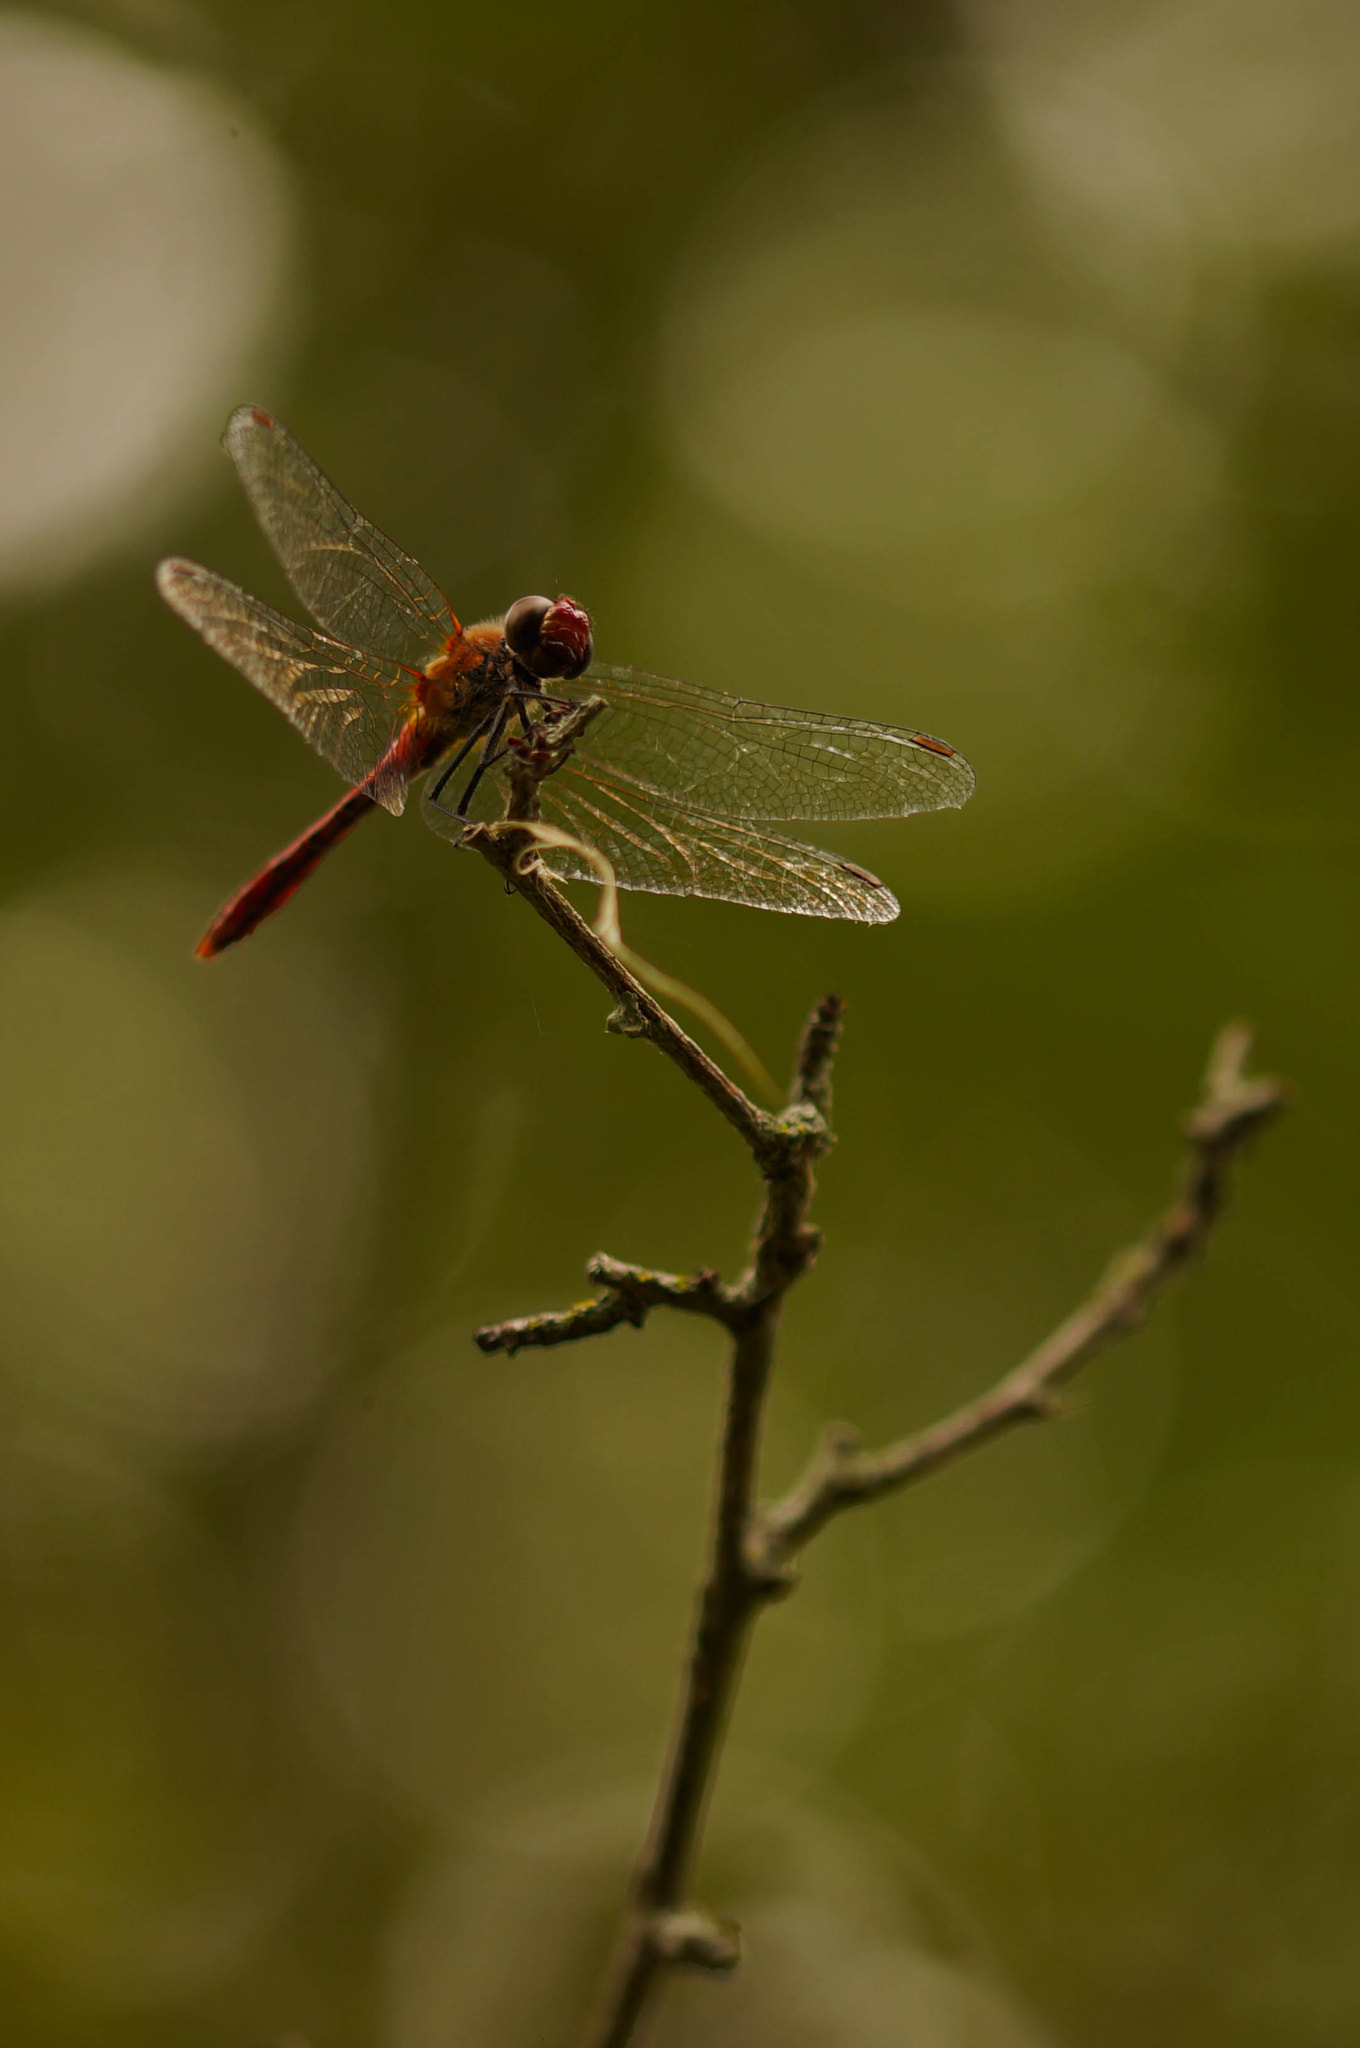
<box><xmin>431</xmin><ymin>689</ymin><xmax>579</xmax><ymax>823</ymax></box>
<box><xmin>454</xmin><ymin>696</ymin><xmax>516</xmax><ymax>817</ymax></box>
<box><xmin>478</xmin><ymin>707</ymin><xmax>537</xmax><ymax>773</ymax></box>
<box><xmin>426</xmin><ymin>712</ymin><xmax>497</xmax><ymax>814</ymax></box>
<box><xmin>509</xmin><ymin>684</ymin><xmax>572</xmax><ymax>717</ymax></box>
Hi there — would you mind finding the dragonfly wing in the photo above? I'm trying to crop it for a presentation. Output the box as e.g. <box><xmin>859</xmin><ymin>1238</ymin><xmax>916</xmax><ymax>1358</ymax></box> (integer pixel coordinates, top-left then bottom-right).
<box><xmin>529</xmin><ymin>761</ymin><xmax>900</xmax><ymax>922</ymax></box>
<box><xmin>574</xmin><ymin>664</ymin><xmax>975</xmax><ymax>823</ymax></box>
<box><xmin>223</xmin><ymin>407</ymin><xmax>458</xmax><ymax>666</ymax></box>
<box><xmin>157</xmin><ymin>558</ymin><xmax>414</xmax><ymax>813</ymax></box>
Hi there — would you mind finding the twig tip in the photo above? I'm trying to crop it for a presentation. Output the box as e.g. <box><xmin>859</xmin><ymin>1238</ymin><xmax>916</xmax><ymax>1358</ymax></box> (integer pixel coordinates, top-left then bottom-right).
<box><xmin>791</xmin><ymin>993</ymin><xmax>846</xmax><ymax>1114</ymax></box>
<box><xmin>651</xmin><ymin>1910</ymin><xmax>742</xmax><ymax>1973</ymax></box>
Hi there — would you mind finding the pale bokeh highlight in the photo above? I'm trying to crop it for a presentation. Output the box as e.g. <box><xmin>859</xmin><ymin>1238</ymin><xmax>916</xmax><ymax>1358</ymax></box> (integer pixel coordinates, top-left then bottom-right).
<box><xmin>0</xmin><ymin>12</ymin><xmax>293</xmax><ymax>593</ymax></box>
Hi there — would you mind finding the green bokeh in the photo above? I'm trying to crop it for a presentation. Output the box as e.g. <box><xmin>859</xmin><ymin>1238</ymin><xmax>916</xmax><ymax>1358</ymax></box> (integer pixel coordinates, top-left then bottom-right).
<box><xmin>2</xmin><ymin>4</ymin><xmax>1358</xmax><ymax>2045</ymax></box>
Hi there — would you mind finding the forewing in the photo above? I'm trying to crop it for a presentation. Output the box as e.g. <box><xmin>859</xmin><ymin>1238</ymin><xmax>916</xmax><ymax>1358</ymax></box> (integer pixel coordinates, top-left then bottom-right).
<box><xmin>422</xmin><ymin>752</ymin><xmax>900</xmax><ymax>921</ymax></box>
<box><xmin>157</xmin><ymin>558</ymin><xmax>414</xmax><ymax>813</ymax></box>
<box><xmin>224</xmin><ymin>407</ymin><xmax>457</xmax><ymax>665</ymax></box>
<box><xmin>576</xmin><ymin>663</ymin><xmax>975</xmax><ymax>823</ymax></box>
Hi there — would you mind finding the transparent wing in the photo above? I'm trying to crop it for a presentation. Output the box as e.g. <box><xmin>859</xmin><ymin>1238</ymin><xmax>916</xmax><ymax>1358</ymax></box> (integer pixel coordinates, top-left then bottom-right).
<box><xmin>224</xmin><ymin>406</ymin><xmax>458</xmax><ymax>666</ymax></box>
<box><xmin>157</xmin><ymin>558</ymin><xmax>416</xmax><ymax>813</ymax></box>
<box><xmin>422</xmin><ymin>754</ymin><xmax>899</xmax><ymax>922</ymax></box>
<box><xmin>566</xmin><ymin>664</ymin><xmax>975</xmax><ymax>823</ymax></box>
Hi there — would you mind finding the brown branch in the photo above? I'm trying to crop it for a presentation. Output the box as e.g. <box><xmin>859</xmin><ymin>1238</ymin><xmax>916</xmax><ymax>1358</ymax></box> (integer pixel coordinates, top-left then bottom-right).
<box><xmin>474</xmin><ymin>1259</ymin><xmax>737</xmax><ymax>1355</ymax></box>
<box><xmin>458</xmin><ymin>697</ymin><xmax>803</xmax><ymax>1165</ymax></box>
<box><xmin>577</xmin><ymin>996</ymin><xmax>842</xmax><ymax>2048</ymax></box>
<box><xmin>460</xmin><ymin>708</ymin><xmax>1286</xmax><ymax>2048</ymax></box>
<box><xmin>753</xmin><ymin>1022</ymin><xmax>1290</xmax><ymax>1571</ymax></box>
<box><xmin>464</xmin><ymin>816</ymin><xmax>789</xmax><ymax>1159</ymax></box>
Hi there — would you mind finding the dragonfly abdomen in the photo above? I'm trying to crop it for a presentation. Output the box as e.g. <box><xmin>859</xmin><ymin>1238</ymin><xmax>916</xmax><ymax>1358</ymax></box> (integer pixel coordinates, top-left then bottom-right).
<box><xmin>196</xmin><ymin>783</ymin><xmax>379</xmax><ymax>958</ymax></box>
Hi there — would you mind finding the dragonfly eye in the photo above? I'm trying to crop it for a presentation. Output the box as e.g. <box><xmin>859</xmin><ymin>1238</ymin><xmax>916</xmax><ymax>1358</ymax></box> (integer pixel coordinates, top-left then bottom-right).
<box><xmin>505</xmin><ymin>593</ymin><xmax>593</xmax><ymax>681</ymax></box>
<box><xmin>504</xmin><ymin>594</ymin><xmax>554</xmax><ymax>662</ymax></box>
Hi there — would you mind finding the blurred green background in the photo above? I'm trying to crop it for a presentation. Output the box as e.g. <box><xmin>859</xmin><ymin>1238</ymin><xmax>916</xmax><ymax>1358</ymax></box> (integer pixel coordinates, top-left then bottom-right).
<box><xmin>2</xmin><ymin>2</ymin><xmax>1357</xmax><ymax>2043</ymax></box>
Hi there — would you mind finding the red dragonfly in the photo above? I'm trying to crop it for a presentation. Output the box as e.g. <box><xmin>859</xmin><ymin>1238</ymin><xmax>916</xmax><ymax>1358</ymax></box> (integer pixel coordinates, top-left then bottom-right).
<box><xmin>158</xmin><ymin>408</ymin><xmax>974</xmax><ymax>958</ymax></box>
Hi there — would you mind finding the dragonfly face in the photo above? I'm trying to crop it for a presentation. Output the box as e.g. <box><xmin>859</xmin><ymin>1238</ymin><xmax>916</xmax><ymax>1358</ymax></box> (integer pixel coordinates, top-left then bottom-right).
<box><xmin>158</xmin><ymin>406</ymin><xmax>975</xmax><ymax>957</ymax></box>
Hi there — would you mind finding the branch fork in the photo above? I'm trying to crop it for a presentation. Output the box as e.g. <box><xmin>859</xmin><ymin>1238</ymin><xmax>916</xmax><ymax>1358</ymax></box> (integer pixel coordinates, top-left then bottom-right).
<box><xmin>458</xmin><ymin>715</ymin><xmax>1289</xmax><ymax>2048</ymax></box>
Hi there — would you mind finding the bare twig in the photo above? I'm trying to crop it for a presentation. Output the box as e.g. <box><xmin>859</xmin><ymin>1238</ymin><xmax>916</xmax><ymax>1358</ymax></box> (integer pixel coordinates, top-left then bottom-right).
<box><xmin>577</xmin><ymin>996</ymin><xmax>843</xmax><ymax>2048</ymax></box>
<box><xmin>753</xmin><ymin>1022</ymin><xmax>1290</xmax><ymax>1570</ymax></box>
<box><xmin>460</xmin><ymin>696</ymin><xmax>789</xmax><ymax>1156</ymax></box>
<box><xmin>460</xmin><ymin>714</ymin><xmax>1286</xmax><ymax>2048</ymax></box>
<box><xmin>475</xmin><ymin>1259</ymin><xmax>737</xmax><ymax>1354</ymax></box>
<box><xmin>463</xmin><ymin>814</ymin><xmax>779</xmax><ymax>1159</ymax></box>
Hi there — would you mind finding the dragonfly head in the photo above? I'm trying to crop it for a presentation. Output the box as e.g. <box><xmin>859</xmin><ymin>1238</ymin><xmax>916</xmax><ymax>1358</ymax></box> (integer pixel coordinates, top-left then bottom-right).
<box><xmin>504</xmin><ymin>594</ymin><xmax>593</xmax><ymax>682</ymax></box>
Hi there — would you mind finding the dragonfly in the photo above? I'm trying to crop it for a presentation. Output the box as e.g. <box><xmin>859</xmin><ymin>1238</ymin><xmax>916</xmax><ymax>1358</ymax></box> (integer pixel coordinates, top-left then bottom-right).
<box><xmin>158</xmin><ymin>407</ymin><xmax>975</xmax><ymax>958</ymax></box>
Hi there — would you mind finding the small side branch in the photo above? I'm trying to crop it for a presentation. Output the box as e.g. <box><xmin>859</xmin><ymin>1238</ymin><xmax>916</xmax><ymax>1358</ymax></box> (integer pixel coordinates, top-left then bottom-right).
<box><xmin>475</xmin><ymin>1258</ymin><xmax>739</xmax><ymax>1355</ymax></box>
<box><xmin>474</xmin><ymin>1292</ymin><xmax>648</xmax><ymax>1356</ymax></box>
<box><xmin>755</xmin><ymin>1022</ymin><xmax>1289</xmax><ymax>1570</ymax></box>
<box><xmin>791</xmin><ymin>991</ymin><xmax>843</xmax><ymax>1117</ymax></box>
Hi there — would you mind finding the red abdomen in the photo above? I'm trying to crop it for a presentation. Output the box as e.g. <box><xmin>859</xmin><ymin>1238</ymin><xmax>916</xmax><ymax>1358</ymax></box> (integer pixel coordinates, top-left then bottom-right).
<box><xmin>196</xmin><ymin>783</ymin><xmax>377</xmax><ymax>958</ymax></box>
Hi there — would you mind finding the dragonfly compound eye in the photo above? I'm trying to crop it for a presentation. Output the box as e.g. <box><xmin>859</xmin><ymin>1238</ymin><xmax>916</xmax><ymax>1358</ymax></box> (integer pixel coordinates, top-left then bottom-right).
<box><xmin>506</xmin><ymin>594</ymin><xmax>593</xmax><ymax>681</ymax></box>
<box><xmin>503</xmin><ymin>594</ymin><xmax>554</xmax><ymax>664</ymax></box>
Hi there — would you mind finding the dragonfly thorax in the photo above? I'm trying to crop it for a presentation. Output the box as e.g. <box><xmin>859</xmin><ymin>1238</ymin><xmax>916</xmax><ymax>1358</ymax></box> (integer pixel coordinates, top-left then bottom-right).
<box><xmin>417</xmin><ymin>621</ymin><xmax>516</xmax><ymax>736</ymax></box>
